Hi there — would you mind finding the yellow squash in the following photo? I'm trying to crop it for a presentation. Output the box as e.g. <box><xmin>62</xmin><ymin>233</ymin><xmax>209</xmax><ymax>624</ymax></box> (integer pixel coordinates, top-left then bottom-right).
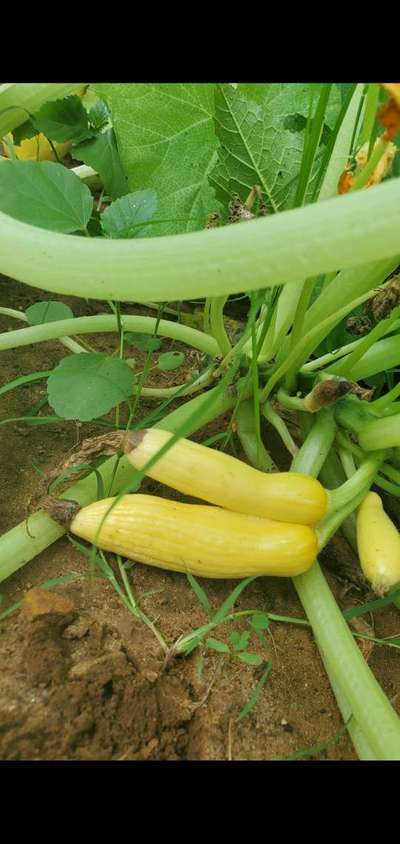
<box><xmin>123</xmin><ymin>428</ymin><xmax>328</xmax><ymax>525</ymax></box>
<box><xmin>70</xmin><ymin>494</ymin><xmax>318</xmax><ymax>579</ymax></box>
<box><xmin>356</xmin><ymin>492</ymin><xmax>400</xmax><ymax>595</ymax></box>
<box><xmin>3</xmin><ymin>133</ymin><xmax>71</xmax><ymax>162</ymax></box>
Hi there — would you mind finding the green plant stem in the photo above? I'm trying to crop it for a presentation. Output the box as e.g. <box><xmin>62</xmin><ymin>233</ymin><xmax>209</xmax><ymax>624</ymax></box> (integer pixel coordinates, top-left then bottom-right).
<box><xmin>209</xmin><ymin>296</ymin><xmax>232</xmax><ymax>356</ymax></box>
<box><xmin>72</xmin><ymin>164</ymin><xmax>103</xmax><ymax>190</ymax></box>
<box><xmin>276</xmin><ymin>388</ymin><xmax>306</xmax><ymax>412</ymax></box>
<box><xmin>371</xmin><ymin>383</ymin><xmax>400</xmax><ymax>413</ymax></box>
<box><xmin>336</xmin><ymin>429</ymin><xmax>400</xmax><ymax>486</ymax></box>
<box><xmin>301</xmin><ymin>319</ymin><xmax>400</xmax><ymax>373</ymax></box>
<box><xmin>359</xmin><ymin>414</ymin><xmax>400</xmax><ymax>451</ymax></box>
<box><xmin>262</xmin><ymin>402</ymin><xmax>298</xmax><ymax>457</ymax></box>
<box><xmin>350</xmin><ymin>138</ymin><xmax>389</xmax><ymax>192</ymax></box>
<box><xmin>358</xmin><ymin>83</ymin><xmax>380</xmax><ymax>154</ymax></box>
<box><xmin>0</xmin><ymin>381</ymin><xmax>239</xmax><ymax>584</ymax></box>
<box><xmin>0</xmin><ymin>314</ymin><xmax>219</xmax><ymax>358</ymax></box>
<box><xmin>317</xmin><ymin>83</ymin><xmax>364</xmax><ymax>202</ymax></box>
<box><xmin>3</xmin><ymin>178</ymin><xmax>400</xmax><ymax>302</ymax></box>
<box><xmin>327</xmin><ymin>333</ymin><xmax>400</xmax><ymax>382</ymax></box>
<box><xmin>318</xmin><ymin>451</ymin><xmax>357</xmax><ymax>551</ymax></box>
<box><xmin>293</xmin><ymin>407</ymin><xmax>336</xmax><ymax>476</ymax></box>
<box><xmin>329</xmin><ymin>451</ymin><xmax>385</xmax><ymax>511</ymax></box>
<box><xmin>294</xmin><ymin>84</ymin><xmax>332</xmax><ymax>207</ymax></box>
<box><xmin>132</xmin><ymin>368</ymin><xmax>216</xmax><ymax>399</ymax></box>
<box><xmin>292</xmin><ymin>416</ymin><xmax>400</xmax><ymax>760</ymax></box>
<box><xmin>0</xmin><ymin>305</ymin><xmax>88</xmax><ymax>355</ymax></box>
<box><xmin>285</xmin><ymin>276</ymin><xmax>317</xmax><ymax>391</ymax></box>
<box><xmin>235</xmin><ymin>400</ymin><xmax>274</xmax><ymax>471</ymax></box>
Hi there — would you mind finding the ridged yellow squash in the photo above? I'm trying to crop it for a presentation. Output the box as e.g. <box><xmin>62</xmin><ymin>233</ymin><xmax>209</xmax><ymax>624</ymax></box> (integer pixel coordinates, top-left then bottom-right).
<box><xmin>70</xmin><ymin>494</ymin><xmax>318</xmax><ymax>579</ymax></box>
<box><xmin>123</xmin><ymin>428</ymin><xmax>328</xmax><ymax>525</ymax></box>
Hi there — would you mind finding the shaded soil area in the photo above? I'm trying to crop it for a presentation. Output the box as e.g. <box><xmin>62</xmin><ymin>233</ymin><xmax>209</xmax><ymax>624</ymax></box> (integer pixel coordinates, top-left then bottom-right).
<box><xmin>1</xmin><ymin>277</ymin><xmax>400</xmax><ymax>761</ymax></box>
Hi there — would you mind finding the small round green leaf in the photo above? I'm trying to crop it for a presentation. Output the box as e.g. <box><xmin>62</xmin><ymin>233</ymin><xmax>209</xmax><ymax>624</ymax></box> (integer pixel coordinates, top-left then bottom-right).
<box><xmin>157</xmin><ymin>351</ymin><xmax>185</xmax><ymax>371</ymax></box>
<box><xmin>125</xmin><ymin>333</ymin><xmax>162</xmax><ymax>352</ymax></box>
<box><xmin>25</xmin><ymin>301</ymin><xmax>74</xmax><ymax>325</ymax></box>
<box><xmin>47</xmin><ymin>353</ymin><xmax>134</xmax><ymax>421</ymax></box>
<box><xmin>237</xmin><ymin>652</ymin><xmax>263</xmax><ymax>666</ymax></box>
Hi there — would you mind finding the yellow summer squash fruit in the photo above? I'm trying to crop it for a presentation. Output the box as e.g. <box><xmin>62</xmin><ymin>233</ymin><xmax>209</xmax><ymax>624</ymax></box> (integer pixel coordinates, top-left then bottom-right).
<box><xmin>70</xmin><ymin>494</ymin><xmax>318</xmax><ymax>579</ymax></box>
<box><xmin>356</xmin><ymin>491</ymin><xmax>400</xmax><ymax>595</ymax></box>
<box><xmin>123</xmin><ymin>428</ymin><xmax>328</xmax><ymax>525</ymax></box>
<box><xmin>3</xmin><ymin>133</ymin><xmax>71</xmax><ymax>162</ymax></box>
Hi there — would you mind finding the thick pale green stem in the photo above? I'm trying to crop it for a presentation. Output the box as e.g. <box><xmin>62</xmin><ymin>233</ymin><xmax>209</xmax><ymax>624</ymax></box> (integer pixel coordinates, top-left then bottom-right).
<box><xmin>301</xmin><ymin>319</ymin><xmax>400</xmax><ymax>373</ymax></box>
<box><xmin>209</xmin><ymin>296</ymin><xmax>232</xmax><ymax>356</ymax></box>
<box><xmin>235</xmin><ymin>400</ymin><xmax>274</xmax><ymax>471</ymax></box>
<box><xmin>2</xmin><ymin>178</ymin><xmax>400</xmax><ymax>301</ymax></box>
<box><xmin>292</xmin><ymin>415</ymin><xmax>400</xmax><ymax>760</ymax></box>
<box><xmin>0</xmin><ymin>305</ymin><xmax>88</xmax><ymax>355</ymax></box>
<box><xmin>0</xmin><ymin>314</ymin><xmax>219</xmax><ymax>358</ymax></box>
<box><xmin>359</xmin><ymin>414</ymin><xmax>400</xmax><ymax>451</ymax></box>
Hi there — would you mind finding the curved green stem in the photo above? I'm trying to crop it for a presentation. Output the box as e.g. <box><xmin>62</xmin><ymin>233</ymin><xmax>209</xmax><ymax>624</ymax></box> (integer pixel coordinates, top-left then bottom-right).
<box><xmin>262</xmin><ymin>401</ymin><xmax>298</xmax><ymax>457</ymax></box>
<box><xmin>301</xmin><ymin>319</ymin><xmax>400</xmax><ymax>373</ymax></box>
<box><xmin>0</xmin><ymin>314</ymin><xmax>219</xmax><ymax>358</ymax></box>
<box><xmin>329</xmin><ymin>451</ymin><xmax>385</xmax><ymax>511</ymax></box>
<box><xmin>292</xmin><ymin>407</ymin><xmax>336</xmax><ymax>476</ymax></box>
<box><xmin>370</xmin><ymin>383</ymin><xmax>400</xmax><ymax>413</ymax></box>
<box><xmin>0</xmin><ymin>306</ymin><xmax>88</xmax><ymax>355</ymax></box>
<box><xmin>359</xmin><ymin>414</ymin><xmax>400</xmax><ymax>451</ymax></box>
<box><xmin>276</xmin><ymin>388</ymin><xmax>306</xmax><ymax>412</ymax></box>
<box><xmin>235</xmin><ymin>399</ymin><xmax>274</xmax><ymax>471</ymax></box>
<box><xmin>209</xmin><ymin>296</ymin><xmax>232</xmax><ymax>356</ymax></box>
<box><xmin>132</xmin><ymin>367</ymin><xmax>216</xmax><ymax>399</ymax></box>
<box><xmin>2</xmin><ymin>178</ymin><xmax>400</xmax><ymax>301</ymax></box>
<box><xmin>350</xmin><ymin>138</ymin><xmax>389</xmax><ymax>192</ymax></box>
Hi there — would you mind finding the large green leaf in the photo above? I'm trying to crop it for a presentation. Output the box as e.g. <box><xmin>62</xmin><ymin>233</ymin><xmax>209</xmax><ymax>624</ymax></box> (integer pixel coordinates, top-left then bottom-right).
<box><xmin>238</xmin><ymin>83</ymin><xmax>343</xmax><ymax>131</ymax></box>
<box><xmin>93</xmin><ymin>83</ymin><xmax>221</xmax><ymax>235</ymax></box>
<box><xmin>73</xmin><ymin>129</ymin><xmax>129</xmax><ymax>200</ymax></box>
<box><xmin>0</xmin><ymin>160</ymin><xmax>93</xmax><ymax>233</ymax></box>
<box><xmin>210</xmin><ymin>83</ymin><xmax>342</xmax><ymax>212</ymax></box>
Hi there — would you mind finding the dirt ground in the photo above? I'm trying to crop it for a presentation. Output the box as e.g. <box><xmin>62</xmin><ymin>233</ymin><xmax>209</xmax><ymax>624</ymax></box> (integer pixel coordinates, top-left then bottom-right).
<box><xmin>1</xmin><ymin>276</ymin><xmax>399</xmax><ymax>761</ymax></box>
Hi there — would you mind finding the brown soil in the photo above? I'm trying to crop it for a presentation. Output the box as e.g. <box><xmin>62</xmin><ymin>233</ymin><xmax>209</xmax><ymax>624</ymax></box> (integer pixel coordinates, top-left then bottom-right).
<box><xmin>1</xmin><ymin>277</ymin><xmax>400</xmax><ymax>761</ymax></box>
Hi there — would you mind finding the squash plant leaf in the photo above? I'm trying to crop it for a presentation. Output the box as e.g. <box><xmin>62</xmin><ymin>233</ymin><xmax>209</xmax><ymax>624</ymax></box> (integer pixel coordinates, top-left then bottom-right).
<box><xmin>210</xmin><ymin>83</ymin><xmax>342</xmax><ymax>212</ymax></box>
<box><xmin>13</xmin><ymin>119</ymin><xmax>37</xmax><ymax>145</ymax></box>
<box><xmin>47</xmin><ymin>353</ymin><xmax>134</xmax><ymax>421</ymax></box>
<box><xmin>73</xmin><ymin>129</ymin><xmax>129</xmax><ymax>200</ymax></box>
<box><xmin>94</xmin><ymin>83</ymin><xmax>221</xmax><ymax>234</ymax></box>
<box><xmin>100</xmin><ymin>189</ymin><xmax>158</xmax><ymax>237</ymax></box>
<box><xmin>31</xmin><ymin>95</ymin><xmax>94</xmax><ymax>144</ymax></box>
<box><xmin>88</xmin><ymin>100</ymin><xmax>110</xmax><ymax>132</ymax></box>
<box><xmin>0</xmin><ymin>160</ymin><xmax>93</xmax><ymax>233</ymax></box>
<box><xmin>125</xmin><ymin>332</ymin><xmax>162</xmax><ymax>352</ymax></box>
<box><xmin>157</xmin><ymin>351</ymin><xmax>185</xmax><ymax>371</ymax></box>
<box><xmin>25</xmin><ymin>301</ymin><xmax>74</xmax><ymax>325</ymax></box>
